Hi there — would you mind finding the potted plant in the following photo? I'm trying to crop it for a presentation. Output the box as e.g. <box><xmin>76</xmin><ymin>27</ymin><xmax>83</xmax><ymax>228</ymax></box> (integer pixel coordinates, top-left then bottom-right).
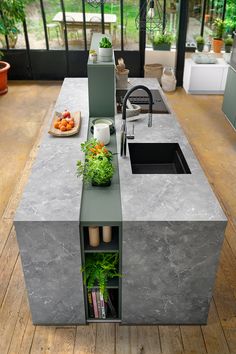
<box><xmin>98</xmin><ymin>36</ymin><xmax>112</xmax><ymax>62</ymax></box>
<box><xmin>152</xmin><ymin>32</ymin><xmax>173</xmax><ymax>51</ymax></box>
<box><xmin>224</xmin><ymin>36</ymin><xmax>233</xmax><ymax>53</ymax></box>
<box><xmin>81</xmin><ymin>253</ymin><xmax>121</xmax><ymax>301</ymax></box>
<box><xmin>0</xmin><ymin>52</ymin><xmax>10</xmax><ymax>95</ymax></box>
<box><xmin>76</xmin><ymin>138</ymin><xmax>115</xmax><ymax>187</ymax></box>
<box><xmin>195</xmin><ymin>35</ymin><xmax>205</xmax><ymax>52</ymax></box>
<box><xmin>212</xmin><ymin>18</ymin><xmax>225</xmax><ymax>53</ymax></box>
<box><xmin>0</xmin><ymin>0</ymin><xmax>25</xmax><ymax>95</ymax></box>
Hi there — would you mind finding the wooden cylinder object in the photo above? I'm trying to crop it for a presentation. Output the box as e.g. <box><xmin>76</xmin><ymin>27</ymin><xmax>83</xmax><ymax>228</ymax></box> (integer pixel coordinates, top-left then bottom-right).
<box><xmin>88</xmin><ymin>226</ymin><xmax>100</xmax><ymax>247</ymax></box>
<box><xmin>103</xmin><ymin>226</ymin><xmax>112</xmax><ymax>243</ymax></box>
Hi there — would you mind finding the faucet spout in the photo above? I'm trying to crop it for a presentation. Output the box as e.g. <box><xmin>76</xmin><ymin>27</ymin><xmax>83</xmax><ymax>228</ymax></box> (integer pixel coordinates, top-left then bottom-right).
<box><xmin>120</xmin><ymin>85</ymin><xmax>153</xmax><ymax>157</ymax></box>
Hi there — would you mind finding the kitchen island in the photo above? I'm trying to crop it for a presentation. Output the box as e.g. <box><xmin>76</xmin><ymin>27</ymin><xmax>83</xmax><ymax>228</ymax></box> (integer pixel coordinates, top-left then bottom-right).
<box><xmin>14</xmin><ymin>78</ymin><xmax>227</xmax><ymax>325</ymax></box>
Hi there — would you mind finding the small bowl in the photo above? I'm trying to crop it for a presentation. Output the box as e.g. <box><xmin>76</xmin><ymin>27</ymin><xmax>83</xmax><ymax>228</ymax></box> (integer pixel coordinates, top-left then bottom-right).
<box><xmin>91</xmin><ymin>118</ymin><xmax>115</xmax><ymax>135</ymax></box>
<box><xmin>126</xmin><ymin>104</ymin><xmax>141</xmax><ymax>118</ymax></box>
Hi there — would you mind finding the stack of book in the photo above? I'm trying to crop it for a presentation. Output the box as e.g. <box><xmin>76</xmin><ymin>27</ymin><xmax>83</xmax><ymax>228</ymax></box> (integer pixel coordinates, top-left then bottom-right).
<box><xmin>87</xmin><ymin>289</ymin><xmax>117</xmax><ymax>319</ymax></box>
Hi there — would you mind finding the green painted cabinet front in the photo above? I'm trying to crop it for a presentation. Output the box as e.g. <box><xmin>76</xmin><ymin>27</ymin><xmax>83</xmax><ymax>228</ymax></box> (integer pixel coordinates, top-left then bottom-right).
<box><xmin>222</xmin><ymin>67</ymin><xmax>236</xmax><ymax>128</ymax></box>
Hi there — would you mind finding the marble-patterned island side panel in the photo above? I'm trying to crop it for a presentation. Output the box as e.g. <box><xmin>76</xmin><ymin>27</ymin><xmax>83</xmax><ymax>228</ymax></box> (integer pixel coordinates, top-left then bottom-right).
<box><xmin>15</xmin><ymin>221</ymin><xmax>86</xmax><ymax>325</ymax></box>
<box><xmin>122</xmin><ymin>221</ymin><xmax>227</xmax><ymax>324</ymax></box>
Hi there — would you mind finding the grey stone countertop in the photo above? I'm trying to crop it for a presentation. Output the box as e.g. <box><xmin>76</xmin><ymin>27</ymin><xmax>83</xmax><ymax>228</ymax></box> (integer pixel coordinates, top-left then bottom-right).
<box><xmin>15</xmin><ymin>78</ymin><xmax>89</xmax><ymax>222</ymax></box>
<box><xmin>116</xmin><ymin>78</ymin><xmax>227</xmax><ymax>222</ymax></box>
<box><xmin>15</xmin><ymin>77</ymin><xmax>227</xmax><ymax>223</ymax></box>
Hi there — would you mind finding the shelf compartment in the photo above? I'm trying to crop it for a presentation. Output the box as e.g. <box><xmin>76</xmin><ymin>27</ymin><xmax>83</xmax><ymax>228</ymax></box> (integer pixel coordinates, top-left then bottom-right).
<box><xmin>83</xmin><ymin>226</ymin><xmax>119</xmax><ymax>252</ymax></box>
<box><xmin>87</xmin><ymin>288</ymin><xmax>119</xmax><ymax>320</ymax></box>
<box><xmin>87</xmin><ymin>277</ymin><xmax>119</xmax><ymax>289</ymax></box>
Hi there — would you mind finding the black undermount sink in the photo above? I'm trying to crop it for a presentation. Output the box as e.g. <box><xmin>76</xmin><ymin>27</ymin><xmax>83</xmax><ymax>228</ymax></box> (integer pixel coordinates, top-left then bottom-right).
<box><xmin>116</xmin><ymin>89</ymin><xmax>170</xmax><ymax>114</ymax></box>
<box><xmin>128</xmin><ymin>143</ymin><xmax>191</xmax><ymax>174</ymax></box>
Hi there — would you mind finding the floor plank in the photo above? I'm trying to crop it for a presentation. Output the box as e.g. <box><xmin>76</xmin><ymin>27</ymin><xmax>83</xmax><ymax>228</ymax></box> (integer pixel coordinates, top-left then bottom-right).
<box><xmin>50</xmin><ymin>327</ymin><xmax>76</xmax><ymax>354</ymax></box>
<box><xmin>74</xmin><ymin>324</ymin><xmax>96</xmax><ymax>354</ymax></box>
<box><xmin>159</xmin><ymin>326</ymin><xmax>183</xmax><ymax>354</ymax></box>
<box><xmin>7</xmin><ymin>291</ymin><xmax>31</xmax><ymax>354</ymax></box>
<box><xmin>180</xmin><ymin>325</ymin><xmax>207</xmax><ymax>354</ymax></box>
<box><xmin>30</xmin><ymin>326</ymin><xmax>56</xmax><ymax>354</ymax></box>
<box><xmin>201</xmin><ymin>300</ymin><xmax>230</xmax><ymax>354</ymax></box>
<box><xmin>0</xmin><ymin>227</ymin><xmax>19</xmax><ymax>306</ymax></box>
<box><xmin>130</xmin><ymin>326</ymin><xmax>161</xmax><ymax>354</ymax></box>
<box><xmin>17</xmin><ymin>317</ymin><xmax>36</xmax><ymax>354</ymax></box>
<box><xmin>0</xmin><ymin>218</ymin><xmax>13</xmax><ymax>255</ymax></box>
<box><xmin>220</xmin><ymin>239</ymin><xmax>236</xmax><ymax>294</ymax></box>
<box><xmin>95</xmin><ymin>323</ymin><xmax>115</xmax><ymax>354</ymax></box>
<box><xmin>214</xmin><ymin>265</ymin><xmax>236</xmax><ymax>353</ymax></box>
<box><xmin>0</xmin><ymin>257</ymin><xmax>25</xmax><ymax>354</ymax></box>
<box><xmin>116</xmin><ymin>325</ymin><xmax>130</xmax><ymax>354</ymax></box>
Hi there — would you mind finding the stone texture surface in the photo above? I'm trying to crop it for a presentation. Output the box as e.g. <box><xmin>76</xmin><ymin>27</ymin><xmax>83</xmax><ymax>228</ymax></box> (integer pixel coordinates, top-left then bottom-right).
<box><xmin>122</xmin><ymin>221</ymin><xmax>226</xmax><ymax>324</ymax></box>
<box><xmin>14</xmin><ymin>221</ymin><xmax>85</xmax><ymax>324</ymax></box>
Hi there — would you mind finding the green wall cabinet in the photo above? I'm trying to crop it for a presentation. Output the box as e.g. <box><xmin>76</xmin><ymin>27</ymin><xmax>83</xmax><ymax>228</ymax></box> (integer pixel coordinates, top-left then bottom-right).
<box><xmin>222</xmin><ymin>66</ymin><xmax>236</xmax><ymax>129</ymax></box>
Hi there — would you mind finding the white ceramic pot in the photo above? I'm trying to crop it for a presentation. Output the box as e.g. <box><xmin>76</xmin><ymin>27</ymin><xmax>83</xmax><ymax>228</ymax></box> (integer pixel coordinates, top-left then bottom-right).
<box><xmin>93</xmin><ymin>123</ymin><xmax>110</xmax><ymax>145</ymax></box>
<box><xmin>116</xmin><ymin>69</ymin><xmax>129</xmax><ymax>89</ymax></box>
<box><xmin>99</xmin><ymin>47</ymin><xmax>112</xmax><ymax>62</ymax></box>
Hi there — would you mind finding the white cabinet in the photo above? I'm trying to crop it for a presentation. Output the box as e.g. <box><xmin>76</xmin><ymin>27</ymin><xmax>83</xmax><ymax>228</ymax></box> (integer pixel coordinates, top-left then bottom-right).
<box><xmin>183</xmin><ymin>58</ymin><xmax>229</xmax><ymax>94</ymax></box>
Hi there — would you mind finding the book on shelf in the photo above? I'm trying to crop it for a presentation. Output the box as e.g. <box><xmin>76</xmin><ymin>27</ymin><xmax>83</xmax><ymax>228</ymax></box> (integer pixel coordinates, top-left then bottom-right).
<box><xmin>91</xmin><ymin>289</ymin><xmax>98</xmax><ymax>318</ymax></box>
<box><xmin>96</xmin><ymin>289</ymin><xmax>102</xmax><ymax>318</ymax></box>
<box><xmin>100</xmin><ymin>291</ymin><xmax>106</xmax><ymax>319</ymax></box>
<box><xmin>87</xmin><ymin>289</ymin><xmax>94</xmax><ymax>318</ymax></box>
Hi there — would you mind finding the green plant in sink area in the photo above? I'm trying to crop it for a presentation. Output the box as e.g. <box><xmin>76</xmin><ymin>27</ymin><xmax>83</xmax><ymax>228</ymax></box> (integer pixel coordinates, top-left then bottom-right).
<box><xmin>152</xmin><ymin>32</ymin><xmax>173</xmax><ymax>51</ymax></box>
<box><xmin>77</xmin><ymin>138</ymin><xmax>115</xmax><ymax>186</ymax></box>
<box><xmin>81</xmin><ymin>253</ymin><xmax>121</xmax><ymax>301</ymax></box>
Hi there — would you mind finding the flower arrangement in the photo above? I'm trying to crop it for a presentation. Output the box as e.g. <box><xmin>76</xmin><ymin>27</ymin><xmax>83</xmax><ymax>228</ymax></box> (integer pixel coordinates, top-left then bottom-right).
<box><xmin>76</xmin><ymin>138</ymin><xmax>115</xmax><ymax>186</ymax></box>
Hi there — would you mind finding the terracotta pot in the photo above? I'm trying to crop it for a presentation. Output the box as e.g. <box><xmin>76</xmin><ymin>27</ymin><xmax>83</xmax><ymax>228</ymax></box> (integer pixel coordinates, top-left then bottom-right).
<box><xmin>212</xmin><ymin>39</ymin><xmax>223</xmax><ymax>53</ymax></box>
<box><xmin>0</xmin><ymin>61</ymin><xmax>10</xmax><ymax>95</ymax></box>
<box><xmin>88</xmin><ymin>226</ymin><xmax>100</xmax><ymax>247</ymax></box>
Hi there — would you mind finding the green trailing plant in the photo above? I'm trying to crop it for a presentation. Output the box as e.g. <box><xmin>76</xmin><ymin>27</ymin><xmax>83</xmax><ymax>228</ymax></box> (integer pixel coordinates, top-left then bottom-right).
<box><xmin>195</xmin><ymin>35</ymin><xmax>205</xmax><ymax>44</ymax></box>
<box><xmin>224</xmin><ymin>36</ymin><xmax>233</xmax><ymax>46</ymax></box>
<box><xmin>152</xmin><ymin>32</ymin><xmax>173</xmax><ymax>46</ymax></box>
<box><xmin>213</xmin><ymin>18</ymin><xmax>225</xmax><ymax>39</ymax></box>
<box><xmin>99</xmin><ymin>36</ymin><xmax>112</xmax><ymax>48</ymax></box>
<box><xmin>76</xmin><ymin>138</ymin><xmax>115</xmax><ymax>186</ymax></box>
<box><xmin>81</xmin><ymin>253</ymin><xmax>121</xmax><ymax>301</ymax></box>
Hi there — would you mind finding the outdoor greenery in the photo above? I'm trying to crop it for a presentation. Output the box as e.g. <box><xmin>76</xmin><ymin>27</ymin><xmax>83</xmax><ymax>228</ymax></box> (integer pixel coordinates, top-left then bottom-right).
<box><xmin>81</xmin><ymin>253</ymin><xmax>121</xmax><ymax>301</ymax></box>
<box><xmin>77</xmin><ymin>138</ymin><xmax>115</xmax><ymax>186</ymax></box>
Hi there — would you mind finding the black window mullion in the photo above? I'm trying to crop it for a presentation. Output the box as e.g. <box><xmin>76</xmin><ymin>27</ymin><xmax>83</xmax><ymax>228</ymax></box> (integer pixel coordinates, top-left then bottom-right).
<box><xmin>139</xmin><ymin>0</ymin><xmax>146</xmax><ymax>77</ymax></box>
<box><xmin>222</xmin><ymin>0</ymin><xmax>227</xmax><ymax>20</ymax></box>
<box><xmin>82</xmin><ymin>0</ymin><xmax>87</xmax><ymax>51</ymax></box>
<box><xmin>39</xmin><ymin>0</ymin><xmax>49</xmax><ymax>50</ymax></box>
<box><xmin>22</xmin><ymin>19</ymin><xmax>33</xmax><ymax>78</ymax></box>
<box><xmin>163</xmin><ymin>0</ymin><xmax>167</xmax><ymax>33</ymax></box>
<box><xmin>101</xmin><ymin>0</ymin><xmax>105</xmax><ymax>34</ymax></box>
<box><xmin>120</xmin><ymin>0</ymin><xmax>124</xmax><ymax>50</ymax></box>
<box><xmin>59</xmin><ymin>0</ymin><xmax>69</xmax><ymax>75</ymax></box>
<box><xmin>200</xmin><ymin>0</ymin><xmax>207</xmax><ymax>36</ymax></box>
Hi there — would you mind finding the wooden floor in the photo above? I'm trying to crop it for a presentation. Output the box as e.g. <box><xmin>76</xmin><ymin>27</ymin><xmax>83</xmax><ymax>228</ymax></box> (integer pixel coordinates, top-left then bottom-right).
<box><xmin>0</xmin><ymin>82</ymin><xmax>236</xmax><ymax>354</ymax></box>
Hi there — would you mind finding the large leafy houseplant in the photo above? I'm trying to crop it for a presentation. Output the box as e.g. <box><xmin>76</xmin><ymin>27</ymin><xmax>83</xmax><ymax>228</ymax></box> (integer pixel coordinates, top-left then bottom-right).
<box><xmin>0</xmin><ymin>0</ymin><xmax>25</xmax><ymax>94</ymax></box>
<box><xmin>0</xmin><ymin>0</ymin><xmax>25</xmax><ymax>48</ymax></box>
<box><xmin>77</xmin><ymin>138</ymin><xmax>115</xmax><ymax>186</ymax></box>
<box><xmin>81</xmin><ymin>253</ymin><xmax>121</xmax><ymax>301</ymax></box>
<box><xmin>212</xmin><ymin>18</ymin><xmax>225</xmax><ymax>53</ymax></box>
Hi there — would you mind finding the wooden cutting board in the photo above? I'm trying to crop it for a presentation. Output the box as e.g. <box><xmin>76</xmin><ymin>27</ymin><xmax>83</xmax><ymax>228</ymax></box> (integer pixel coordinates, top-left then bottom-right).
<box><xmin>48</xmin><ymin>111</ymin><xmax>81</xmax><ymax>137</ymax></box>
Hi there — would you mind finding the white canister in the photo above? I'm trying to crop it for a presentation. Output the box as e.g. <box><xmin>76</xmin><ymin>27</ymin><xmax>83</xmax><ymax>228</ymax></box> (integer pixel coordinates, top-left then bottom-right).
<box><xmin>93</xmin><ymin>123</ymin><xmax>110</xmax><ymax>145</ymax></box>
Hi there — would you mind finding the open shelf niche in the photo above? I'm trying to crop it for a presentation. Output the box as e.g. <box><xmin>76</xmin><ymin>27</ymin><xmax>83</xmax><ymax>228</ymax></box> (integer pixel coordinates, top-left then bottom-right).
<box><xmin>80</xmin><ymin>225</ymin><xmax>122</xmax><ymax>322</ymax></box>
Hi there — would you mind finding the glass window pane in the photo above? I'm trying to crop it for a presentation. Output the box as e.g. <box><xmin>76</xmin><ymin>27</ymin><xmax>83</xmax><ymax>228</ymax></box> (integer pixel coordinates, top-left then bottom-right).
<box><xmin>12</xmin><ymin>22</ymin><xmax>26</xmax><ymax>49</ymax></box>
<box><xmin>25</xmin><ymin>1</ymin><xmax>46</xmax><ymax>49</ymax></box>
<box><xmin>124</xmin><ymin>0</ymin><xmax>139</xmax><ymax>50</ymax></box>
<box><xmin>186</xmin><ymin>0</ymin><xmax>204</xmax><ymax>47</ymax></box>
